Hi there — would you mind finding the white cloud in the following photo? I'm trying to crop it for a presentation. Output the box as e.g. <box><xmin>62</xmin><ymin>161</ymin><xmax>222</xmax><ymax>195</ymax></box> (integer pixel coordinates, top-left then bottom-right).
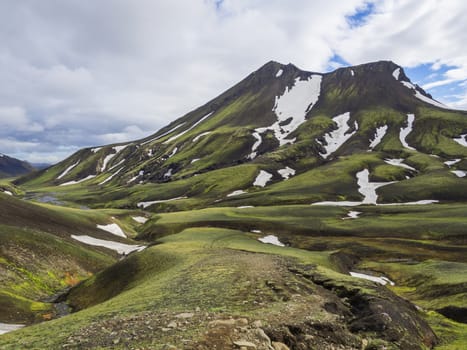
<box><xmin>335</xmin><ymin>0</ymin><xmax>467</xmax><ymax>106</ymax></box>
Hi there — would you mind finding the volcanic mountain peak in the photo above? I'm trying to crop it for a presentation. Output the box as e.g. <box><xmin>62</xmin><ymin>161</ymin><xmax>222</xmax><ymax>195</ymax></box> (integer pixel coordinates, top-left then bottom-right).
<box><xmin>18</xmin><ymin>60</ymin><xmax>466</xmax><ymax>197</ymax></box>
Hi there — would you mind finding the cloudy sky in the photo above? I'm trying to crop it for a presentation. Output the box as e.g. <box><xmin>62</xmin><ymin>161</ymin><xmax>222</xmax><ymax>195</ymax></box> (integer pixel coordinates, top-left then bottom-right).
<box><xmin>1</xmin><ymin>0</ymin><xmax>467</xmax><ymax>163</ymax></box>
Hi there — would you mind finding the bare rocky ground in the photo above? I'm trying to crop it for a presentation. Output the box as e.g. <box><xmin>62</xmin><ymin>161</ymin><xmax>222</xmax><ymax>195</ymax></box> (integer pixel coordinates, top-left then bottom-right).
<box><xmin>59</xmin><ymin>251</ymin><xmax>435</xmax><ymax>350</ymax></box>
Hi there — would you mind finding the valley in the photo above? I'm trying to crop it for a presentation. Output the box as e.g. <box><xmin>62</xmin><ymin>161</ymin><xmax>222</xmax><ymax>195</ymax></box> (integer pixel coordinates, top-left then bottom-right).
<box><xmin>0</xmin><ymin>60</ymin><xmax>466</xmax><ymax>349</ymax></box>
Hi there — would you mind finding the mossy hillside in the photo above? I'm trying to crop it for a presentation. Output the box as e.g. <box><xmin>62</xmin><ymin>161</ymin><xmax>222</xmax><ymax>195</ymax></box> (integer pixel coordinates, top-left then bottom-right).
<box><xmin>0</xmin><ymin>227</ymin><xmax>439</xmax><ymax>349</ymax></box>
<box><xmin>0</xmin><ymin>224</ymin><xmax>115</xmax><ymax>323</ymax></box>
<box><xmin>141</xmin><ymin>203</ymin><xmax>467</xmax><ymax>243</ymax></box>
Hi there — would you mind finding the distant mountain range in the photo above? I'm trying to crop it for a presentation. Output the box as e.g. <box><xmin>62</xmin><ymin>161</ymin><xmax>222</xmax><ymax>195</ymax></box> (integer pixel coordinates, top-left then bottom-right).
<box><xmin>0</xmin><ymin>154</ymin><xmax>34</xmax><ymax>178</ymax></box>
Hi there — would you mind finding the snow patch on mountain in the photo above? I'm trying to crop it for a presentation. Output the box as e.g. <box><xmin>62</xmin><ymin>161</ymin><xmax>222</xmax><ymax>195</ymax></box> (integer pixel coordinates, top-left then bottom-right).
<box><xmin>350</xmin><ymin>69</ymin><xmax>355</xmax><ymax>77</ymax></box>
<box><xmin>350</xmin><ymin>272</ymin><xmax>395</xmax><ymax>286</ymax></box>
<box><xmin>400</xmin><ymin>114</ymin><xmax>416</xmax><ymax>150</ymax></box>
<box><xmin>444</xmin><ymin>159</ymin><xmax>461</xmax><ymax>167</ymax></box>
<box><xmin>138</xmin><ymin>196</ymin><xmax>188</xmax><ymax>209</ymax></box>
<box><xmin>258</xmin><ymin>235</ymin><xmax>285</xmax><ymax>247</ymax></box>
<box><xmin>91</xmin><ymin>147</ymin><xmax>102</xmax><ymax>153</ymax></box>
<box><xmin>168</xmin><ymin>147</ymin><xmax>178</xmax><ymax>158</ymax></box>
<box><xmin>191</xmin><ymin>158</ymin><xmax>200</xmax><ymax>163</ymax></box>
<box><xmin>384</xmin><ymin>158</ymin><xmax>416</xmax><ymax>172</ymax></box>
<box><xmin>318</xmin><ymin>112</ymin><xmax>358</xmax><ymax>159</ymax></box>
<box><xmin>192</xmin><ymin>131</ymin><xmax>211</xmax><ymax>143</ymax></box>
<box><xmin>164</xmin><ymin>112</ymin><xmax>213</xmax><ymax>144</ymax></box>
<box><xmin>97</xmin><ymin>223</ymin><xmax>127</xmax><ymax>238</ymax></box>
<box><xmin>343</xmin><ymin>211</ymin><xmax>361</xmax><ymax>219</ymax></box>
<box><xmin>247</xmin><ymin>132</ymin><xmax>262</xmax><ymax>159</ymax></box>
<box><xmin>453</xmin><ymin>134</ymin><xmax>467</xmax><ymax>147</ymax></box>
<box><xmin>227</xmin><ymin>190</ymin><xmax>247</xmax><ymax>197</ymax></box>
<box><xmin>369</xmin><ymin>125</ymin><xmax>388</xmax><ymax>149</ymax></box>
<box><xmin>452</xmin><ymin>170</ymin><xmax>466</xmax><ymax>178</ymax></box>
<box><xmin>392</xmin><ymin>68</ymin><xmax>400</xmax><ymax>80</ymax></box>
<box><xmin>59</xmin><ymin>174</ymin><xmax>96</xmax><ymax>186</ymax></box>
<box><xmin>3</xmin><ymin>190</ymin><xmax>13</xmax><ymax>196</ymax></box>
<box><xmin>275</xmin><ymin>69</ymin><xmax>283</xmax><ymax>77</ymax></box>
<box><xmin>71</xmin><ymin>235</ymin><xmax>145</xmax><ymax>255</ymax></box>
<box><xmin>253</xmin><ymin>170</ymin><xmax>273</xmax><ymax>187</ymax></box>
<box><xmin>132</xmin><ymin>216</ymin><xmax>148</xmax><ymax>224</ymax></box>
<box><xmin>0</xmin><ymin>323</ymin><xmax>24</xmax><ymax>335</ymax></box>
<box><xmin>400</xmin><ymin>79</ymin><xmax>448</xmax><ymax>109</ymax></box>
<box><xmin>127</xmin><ymin>170</ymin><xmax>144</xmax><ymax>184</ymax></box>
<box><xmin>278</xmin><ymin>166</ymin><xmax>295</xmax><ymax>180</ymax></box>
<box><xmin>99</xmin><ymin>167</ymin><xmax>124</xmax><ymax>185</ymax></box>
<box><xmin>110</xmin><ymin>158</ymin><xmax>125</xmax><ymax>170</ymax></box>
<box><xmin>312</xmin><ymin>169</ymin><xmax>395</xmax><ymax>206</ymax></box>
<box><xmin>379</xmin><ymin>200</ymin><xmax>439</xmax><ymax>206</ymax></box>
<box><xmin>142</xmin><ymin>123</ymin><xmax>185</xmax><ymax>145</ymax></box>
<box><xmin>57</xmin><ymin>160</ymin><xmax>80</xmax><ymax>179</ymax></box>
<box><xmin>357</xmin><ymin>169</ymin><xmax>396</xmax><ymax>204</ymax></box>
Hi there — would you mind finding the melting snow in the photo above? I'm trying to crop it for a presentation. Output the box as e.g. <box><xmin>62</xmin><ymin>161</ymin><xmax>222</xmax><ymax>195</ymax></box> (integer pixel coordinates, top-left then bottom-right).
<box><xmin>164</xmin><ymin>112</ymin><xmax>213</xmax><ymax>144</ymax></box>
<box><xmin>312</xmin><ymin>169</ymin><xmax>395</xmax><ymax>206</ymax></box>
<box><xmin>350</xmin><ymin>272</ymin><xmax>395</xmax><ymax>286</ymax></box>
<box><xmin>255</xmin><ymin>75</ymin><xmax>321</xmax><ymax>147</ymax></box>
<box><xmin>147</xmin><ymin>149</ymin><xmax>153</xmax><ymax>157</ymax></box>
<box><xmin>109</xmin><ymin>159</ymin><xmax>125</xmax><ymax>171</ymax></box>
<box><xmin>275</xmin><ymin>69</ymin><xmax>283</xmax><ymax>78</ymax></box>
<box><xmin>192</xmin><ymin>131</ymin><xmax>212</xmax><ymax>143</ymax></box>
<box><xmin>452</xmin><ymin>170</ymin><xmax>466</xmax><ymax>178</ymax></box>
<box><xmin>399</xmin><ymin>114</ymin><xmax>416</xmax><ymax>150</ymax></box>
<box><xmin>237</xmin><ymin>206</ymin><xmax>254</xmax><ymax>209</ymax></box>
<box><xmin>453</xmin><ymin>134</ymin><xmax>467</xmax><ymax>147</ymax></box>
<box><xmin>164</xmin><ymin>168</ymin><xmax>173</xmax><ymax>178</ymax></box>
<box><xmin>272</xmin><ymin>75</ymin><xmax>322</xmax><ymax>145</ymax></box>
<box><xmin>318</xmin><ymin>112</ymin><xmax>358</xmax><ymax>159</ymax></box>
<box><xmin>141</xmin><ymin>123</ymin><xmax>185</xmax><ymax>145</ymax></box>
<box><xmin>247</xmin><ymin>132</ymin><xmax>262</xmax><ymax>159</ymax></box>
<box><xmin>59</xmin><ymin>175</ymin><xmax>96</xmax><ymax>186</ymax></box>
<box><xmin>258</xmin><ymin>235</ymin><xmax>285</xmax><ymax>247</ymax></box>
<box><xmin>91</xmin><ymin>147</ymin><xmax>102</xmax><ymax>153</ymax></box>
<box><xmin>97</xmin><ymin>223</ymin><xmax>127</xmax><ymax>238</ymax></box>
<box><xmin>357</xmin><ymin>169</ymin><xmax>396</xmax><ymax>204</ymax></box>
<box><xmin>137</xmin><ymin>196</ymin><xmax>188</xmax><ymax>209</ymax></box>
<box><xmin>311</xmin><ymin>201</ymin><xmax>361</xmax><ymax>207</ymax></box>
<box><xmin>384</xmin><ymin>158</ymin><xmax>416</xmax><ymax>172</ymax></box>
<box><xmin>251</xmin><ymin>229</ymin><xmax>262</xmax><ymax>233</ymax></box>
<box><xmin>132</xmin><ymin>216</ymin><xmax>148</xmax><ymax>224</ymax></box>
<box><xmin>71</xmin><ymin>235</ymin><xmax>145</xmax><ymax>255</ymax></box>
<box><xmin>350</xmin><ymin>69</ymin><xmax>355</xmax><ymax>77</ymax></box>
<box><xmin>227</xmin><ymin>190</ymin><xmax>247</xmax><ymax>197</ymax></box>
<box><xmin>191</xmin><ymin>158</ymin><xmax>200</xmax><ymax>163</ymax></box>
<box><xmin>444</xmin><ymin>159</ymin><xmax>461</xmax><ymax>167</ymax></box>
<box><xmin>113</xmin><ymin>145</ymin><xmax>128</xmax><ymax>153</ymax></box>
<box><xmin>343</xmin><ymin>211</ymin><xmax>361</xmax><ymax>219</ymax></box>
<box><xmin>253</xmin><ymin>170</ymin><xmax>273</xmax><ymax>187</ymax></box>
<box><xmin>99</xmin><ymin>167</ymin><xmax>124</xmax><ymax>185</ymax></box>
<box><xmin>168</xmin><ymin>147</ymin><xmax>178</xmax><ymax>158</ymax></box>
<box><xmin>380</xmin><ymin>200</ymin><xmax>439</xmax><ymax>206</ymax></box>
<box><xmin>127</xmin><ymin>170</ymin><xmax>144</xmax><ymax>184</ymax></box>
<box><xmin>400</xmin><ymin>80</ymin><xmax>448</xmax><ymax>109</ymax></box>
<box><xmin>57</xmin><ymin>160</ymin><xmax>80</xmax><ymax>180</ymax></box>
<box><xmin>0</xmin><ymin>323</ymin><xmax>24</xmax><ymax>335</ymax></box>
<box><xmin>278</xmin><ymin>166</ymin><xmax>296</xmax><ymax>180</ymax></box>
<box><xmin>369</xmin><ymin>125</ymin><xmax>388</xmax><ymax>149</ymax></box>
<box><xmin>101</xmin><ymin>154</ymin><xmax>116</xmax><ymax>172</ymax></box>
<box><xmin>392</xmin><ymin>68</ymin><xmax>400</xmax><ymax>80</ymax></box>
<box><xmin>3</xmin><ymin>190</ymin><xmax>13</xmax><ymax>196</ymax></box>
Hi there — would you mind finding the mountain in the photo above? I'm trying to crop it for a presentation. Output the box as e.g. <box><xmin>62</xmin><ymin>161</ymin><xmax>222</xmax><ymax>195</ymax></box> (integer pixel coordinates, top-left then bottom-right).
<box><xmin>0</xmin><ymin>154</ymin><xmax>34</xmax><ymax>178</ymax></box>
<box><xmin>3</xmin><ymin>61</ymin><xmax>467</xmax><ymax>349</ymax></box>
<box><xmin>18</xmin><ymin>60</ymin><xmax>467</xmax><ymax>208</ymax></box>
